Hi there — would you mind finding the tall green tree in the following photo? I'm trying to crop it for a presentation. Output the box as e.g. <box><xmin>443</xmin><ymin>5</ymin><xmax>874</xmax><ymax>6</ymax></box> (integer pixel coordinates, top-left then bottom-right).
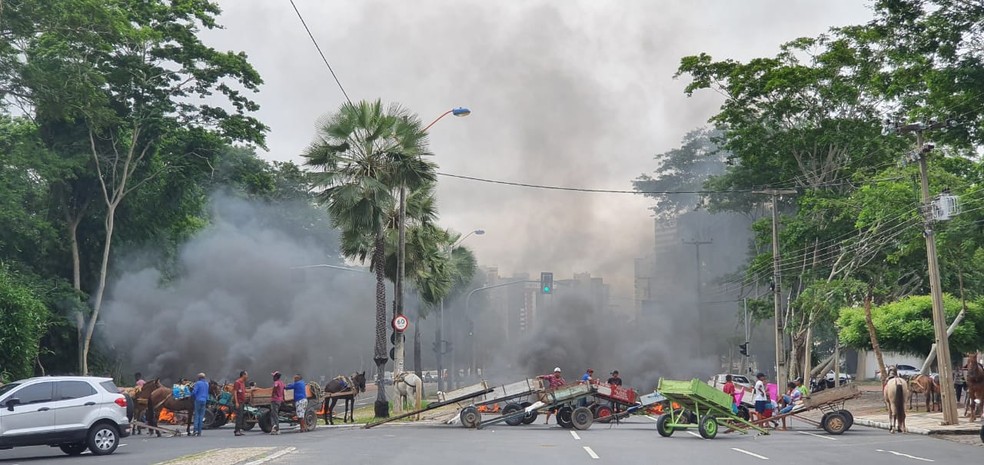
<box><xmin>3</xmin><ymin>0</ymin><xmax>266</xmax><ymax>373</ymax></box>
<box><xmin>0</xmin><ymin>266</ymin><xmax>49</xmax><ymax>382</ymax></box>
<box><xmin>304</xmin><ymin>99</ymin><xmax>436</xmax><ymax>418</ymax></box>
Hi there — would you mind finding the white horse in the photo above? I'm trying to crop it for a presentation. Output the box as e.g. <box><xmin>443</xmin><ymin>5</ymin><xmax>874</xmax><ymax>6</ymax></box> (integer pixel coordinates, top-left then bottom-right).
<box><xmin>394</xmin><ymin>372</ymin><xmax>424</xmax><ymax>418</ymax></box>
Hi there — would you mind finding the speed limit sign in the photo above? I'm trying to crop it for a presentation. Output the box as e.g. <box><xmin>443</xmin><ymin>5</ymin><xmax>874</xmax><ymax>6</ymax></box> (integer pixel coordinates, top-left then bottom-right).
<box><xmin>392</xmin><ymin>314</ymin><xmax>410</xmax><ymax>333</ymax></box>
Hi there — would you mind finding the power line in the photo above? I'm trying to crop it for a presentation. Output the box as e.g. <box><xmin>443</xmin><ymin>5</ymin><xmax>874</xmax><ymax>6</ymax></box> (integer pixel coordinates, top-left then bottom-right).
<box><xmin>288</xmin><ymin>0</ymin><xmax>353</xmax><ymax>106</ymax></box>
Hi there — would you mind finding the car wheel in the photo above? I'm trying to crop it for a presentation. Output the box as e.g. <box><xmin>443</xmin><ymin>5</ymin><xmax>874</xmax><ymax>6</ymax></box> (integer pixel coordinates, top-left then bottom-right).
<box><xmin>59</xmin><ymin>443</ymin><xmax>88</xmax><ymax>456</ymax></box>
<box><xmin>87</xmin><ymin>423</ymin><xmax>120</xmax><ymax>455</ymax></box>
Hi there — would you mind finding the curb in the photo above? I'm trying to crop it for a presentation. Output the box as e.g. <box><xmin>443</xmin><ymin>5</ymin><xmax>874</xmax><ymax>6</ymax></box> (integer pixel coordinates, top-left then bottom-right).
<box><xmin>855</xmin><ymin>417</ymin><xmax>981</xmax><ymax>435</ymax></box>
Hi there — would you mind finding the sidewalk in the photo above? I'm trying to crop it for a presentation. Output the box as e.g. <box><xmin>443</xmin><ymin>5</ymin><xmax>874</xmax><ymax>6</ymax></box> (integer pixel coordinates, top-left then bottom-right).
<box><xmin>854</xmin><ymin>411</ymin><xmax>983</xmax><ymax>435</ymax></box>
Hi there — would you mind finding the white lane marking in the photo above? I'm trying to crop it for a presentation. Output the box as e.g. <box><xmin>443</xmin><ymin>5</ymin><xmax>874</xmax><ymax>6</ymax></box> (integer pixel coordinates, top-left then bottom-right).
<box><xmin>686</xmin><ymin>431</ymin><xmax>703</xmax><ymax>439</ymax></box>
<box><xmin>243</xmin><ymin>447</ymin><xmax>297</xmax><ymax>465</ymax></box>
<box><xmin>570</xmin><ymin>430</ymin><xmax>581</xmax><ymax>440</ymax></box>
<box><xmin>583</xmin><ymin>446</ymin><xmax>599</xmax><ymax>459</ymax></box>
<box><xmin>732</xmin><ymin>448</ymin><xmax>769</xmax><ymax>460</ymax></box>
<box><xmin>875</xmin><ymin>449</ymin><xmax>934</xmax><ymax>462</ymax></box>
<box><xmin>797</xmin><ymin>431</ymin><xmax>836</xmax><ymax>441</ymax></box>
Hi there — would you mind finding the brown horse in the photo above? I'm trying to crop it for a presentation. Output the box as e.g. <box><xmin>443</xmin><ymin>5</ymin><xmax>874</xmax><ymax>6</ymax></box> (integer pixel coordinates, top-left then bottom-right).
<box><xmin>883</xmin><ymin>367</ymin><xmax>909</xmax><ymax>433</ymax></box>
<box><xmin>965</xmin><ymin>353</ymin><xmax>984</xmax><ymax>421</ymax></box>
<box><xmin>131</xmin><ymin>379</ymin><xmax>162</xmax><ymax>435</ymax></box>
<box><xmin>322</xmin><ymin>372</ymin><xmax>366</xmax><ymax>425</ymax></box>
<box><xmin>908</xmin><ymin>374</ymin><xmax>940</xmax><ymax>412</ymax></box>
<box><xmin>142</xmin><ymin>380</ymin><xmax>195</xmax><ymax>436</ymax></box>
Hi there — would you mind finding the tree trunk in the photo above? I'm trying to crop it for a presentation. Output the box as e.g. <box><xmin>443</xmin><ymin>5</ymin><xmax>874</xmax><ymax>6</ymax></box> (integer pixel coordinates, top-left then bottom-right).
<box><xmin>413</xmin><ymin>314</ymin><xmax>422</xmax><ymax>379</ymax></box>
<box><xmin>373</xmin><ymin>231</ymin><xmax>389</xmax><ymax>418</ymax></box>
<box><xmin>863</xmin><ymin>288</ymin><xmax>887</xmax><ymax>383</ymax></box>
<box><xmin>68</xmin><ymin>212</ymin><xmax>83</xmax><ymax>291</ymax></box>
<box><xmin>919</xmin><ymin>264</ymin><xmax>968</xmax><ymax>375</ymax></box>
<box><xmin>81</xmin><ymin>202</ymin><xmax>117</xmax><ymax>375</ymax></box>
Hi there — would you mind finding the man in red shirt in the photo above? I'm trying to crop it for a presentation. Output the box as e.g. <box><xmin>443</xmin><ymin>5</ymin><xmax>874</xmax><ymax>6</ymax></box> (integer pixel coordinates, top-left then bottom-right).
<box><xmin>537</xmin><ymin>367</ymin><xmax>567</xmax><ymax>425</ymax></box>
<box><xmin>722</xmin><ymin>375</ymin><xmax>737</xmax><ymax>413</ymax></box>
<box><xmin>270</xmin><ymin>371</ymin><xmax>285</xmax><ymax>435</ymax></box>
<box><xmin>233</xmin><ymin>370</ymin><xmax>249</xmax><ymax>436</ymax></box>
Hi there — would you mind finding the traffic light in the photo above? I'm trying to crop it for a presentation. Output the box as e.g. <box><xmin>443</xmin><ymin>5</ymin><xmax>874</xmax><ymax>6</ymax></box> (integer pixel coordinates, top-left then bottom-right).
<box><xmin>739</xmin><ymin>342</ymin><xmax>749</xmax><ymax>356</ymax></box>
<box><xmin>540</xmin><ymin>272</ymin><xmax>553</xmax><ymax>294</ymax></box>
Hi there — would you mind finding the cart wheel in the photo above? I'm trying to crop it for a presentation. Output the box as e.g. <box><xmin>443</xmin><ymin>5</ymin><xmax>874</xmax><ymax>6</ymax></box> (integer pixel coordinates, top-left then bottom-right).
<box><xmin>674</xmin><ymin>408</ymin><xmax>696</xmax><ymax>424</ymax></box>
<box><xmin>819</xmin><ymin>411</ymin><xmax>830</xmax><ymax>429</ymax></box>
<box><xmin>595</xmin><ymin>405</ymin><xmax>613</xmax><ymax>423</ymax></box>
<box><xmin>822</xmin><ymin>411</ymin><xmax>847</xmax><ymax>435</ymax></box>
<box><xmin>736</xmin><ymin>406</ymin><xmax>750</xmax><ymax>421</ymax></box>
<box><xmin>520</xmin><ymin>402</ymin><xmax>537</xmax><ymax>425</ymax></box>
<box><xmin>656</xmin><ymin>413</ymin><xmax>674</xmax><ymax>437</ymax></box>
<box><xmin>502</xmin><ymin>403</ymin><xmax>524</xmax><ymax>426</ymax></box>
<box><xmin>698</xmin><ymin>415</ymin><xmax>718</xmax><ymax>439</ymax></box>
<box><xmin>243</xmin><ymin>411</ymin><xmax>257</xmax><ymax>431</ymax></box>
<box><xmin>460</xmin><ymin>406</ymin><xmax>480</xmax><ymax>428</ymax></box>
<box><xmin>203</xmin><ymin>409</ymin><xmax>216</xmax><ymax>430</ymax></box>
<box><xmin>258</xmin><ymin>410</ymin><xmax>273</xmax><ymax>434</ymax></box>
<box><xmin>304</xmin><ymin>407</ymin><xmax>318</xmax><ymax>431</ymax></box>
<box><xmin>557</xmin><ymin>406</ymin><xmax>574</xmax><ymax>429</ymax></box>
<box><xmin>837</xmin><ymin>410</ymin><xmax>854</xmax><ymax>430</ymax></box>
<box><xmin>572</xmin><ymin>407</ymin><xmax>593</xmax><ymax>430</ymax></box>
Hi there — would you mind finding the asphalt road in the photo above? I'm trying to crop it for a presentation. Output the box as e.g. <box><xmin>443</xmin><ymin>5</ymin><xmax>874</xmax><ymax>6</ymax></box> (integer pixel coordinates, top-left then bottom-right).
<box><xmin>0</xmin><ymin>416</ymin><xmax>979</xmax><ymax>464</ymax></box>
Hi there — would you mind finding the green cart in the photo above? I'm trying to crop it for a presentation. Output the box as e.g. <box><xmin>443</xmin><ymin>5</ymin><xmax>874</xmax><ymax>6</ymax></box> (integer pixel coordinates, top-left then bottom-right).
<box><xmin>655</xmin><ymin>378</ymin><xmax>769</xmax><ymax>439</ymax></box>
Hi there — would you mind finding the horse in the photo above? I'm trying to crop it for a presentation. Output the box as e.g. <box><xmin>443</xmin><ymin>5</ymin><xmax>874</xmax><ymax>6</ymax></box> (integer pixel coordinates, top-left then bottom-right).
<box><xmin>883</xmin><ymin>367</ymin><xmax>909</xmax><ymax>433</ymax></box>
<box><xmin>322</xmin><ymin>372</ymin><xmax>366</xmax><ymax>425</ymax></box>
<box><xmin>965</xmin><ymin>353</ymin><xmax>984</xmax><ymax>421</ymax></box>
<box><xmin>131</xmin><ymin>379</ymin><xmax>162</xmax><ymax>435</ymax></box>
<box><xmin>394</xmin><ymin>372</ymin><xmax>424</xmax><ymax>418</ymax></box>
<box><xmin>145</xmin><ymin>381</ymin><xmax>195</xmax><ymax>436</ymax></box>
<box><xmin>908</xmin><ymin>374</ymin><xmax>940</xmax><ymax>412</ymax></box>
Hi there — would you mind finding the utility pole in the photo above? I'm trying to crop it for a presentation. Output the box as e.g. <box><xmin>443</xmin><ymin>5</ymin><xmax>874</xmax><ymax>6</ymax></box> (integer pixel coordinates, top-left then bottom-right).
<box><xmin>753</xmin><ymin>189</ymin><xmax>796</xmax><ymax>389</ymax></box>
<box><xmin>893</xmin><ymin>120</ymin><xmax>959</xmax><ymax>424</ymax></box>
<box><xmin>683</xmin><ymin>238</ymin><xmax>712</xmax><ymax>356</ymax></box>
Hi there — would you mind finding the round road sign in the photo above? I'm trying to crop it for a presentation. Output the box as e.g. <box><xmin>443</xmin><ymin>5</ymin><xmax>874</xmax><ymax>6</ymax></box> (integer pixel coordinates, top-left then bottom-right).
<box><xmin>392</xmin><ymin>315</ymin><xmax>410</xmax><ymax>333</ymax></box>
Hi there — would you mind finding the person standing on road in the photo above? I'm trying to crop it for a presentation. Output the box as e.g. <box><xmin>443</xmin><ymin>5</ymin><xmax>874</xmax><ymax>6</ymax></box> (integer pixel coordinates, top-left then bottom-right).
<box><xmin>954</xmin><ymin>364</ymin><xmax>967</xmax><ymax>403</ymax></box>
<box><xmin>722</xmin><ymin>375</ymin><xmax>737</xmax><ymax>413</ymax></box>
<box><xmin>536</xmin><ymin>367</ymin><xmax>567</xmax><ymax>425</ymax></box>
<box><xmin>270</xmin><ymin>371</ymin><xmax>285</xmax><ymax>435</ymax></box>
<box><xmin>233</xmin><ymin>370</ymin><xmax>249</xmax><ymax>436</ymax></box>
<box><xmin>285</xmin><ymin>373</ymin><xmax>309</xmax><ymax>432</ymax></box>
<box><xmin>752</xmin><ymin>372</ymin><xmax>769</xmax><ymax>422</ymax></box>
<box><xmin>191</xmin><ymin>373</ymin><xmax>209</xmax><ymax>437</ymax></box>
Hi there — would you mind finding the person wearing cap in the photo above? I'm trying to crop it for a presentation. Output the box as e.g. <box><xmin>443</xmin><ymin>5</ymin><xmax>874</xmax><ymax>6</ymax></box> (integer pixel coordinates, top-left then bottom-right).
<box><xmin>270</xmin><ymin>371</ymin><xmax>285</xmax><ymax>435</ymax></box>
<box><xmin>536</xmin><ymin>368</ymin><xmax>567</xmax><ymax>425</ymax></box>
<box><xmin>752</xmin><ymin>372</ymin><xmax>769</xmax><ymax>422</ymax></box>
<box><xmin>191</xmin><ymin>373</ymin><xmax>209</xmax><ymax>437</ymax></box>
<box><xmin>285</xmin><ymin>373</ymin><xmax>309</xmax><ymax>432</ymax></box>
<box><xmin>606</xmin><ymin>370</ymin><xmax>622</xmax><ymax>386</ymax></box>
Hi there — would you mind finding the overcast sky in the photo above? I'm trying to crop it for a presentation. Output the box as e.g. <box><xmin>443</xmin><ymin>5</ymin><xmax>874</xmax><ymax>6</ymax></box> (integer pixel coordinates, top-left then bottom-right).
<box><xmin>203</xmin><ymin>0</ymin><xmax>873</xmax><ymax>302</ymax></box>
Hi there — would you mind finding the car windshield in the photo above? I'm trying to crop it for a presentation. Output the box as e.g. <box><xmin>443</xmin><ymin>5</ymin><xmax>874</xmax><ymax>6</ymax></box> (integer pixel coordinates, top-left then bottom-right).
<box><xmin>733</xmin><ymin>376</ymin><xmax>750</xmax><ymax>384</ymax></box>
<box><xmin>0</xmin><ymin>383</ymin><xmax>21</xmax><ymax>399</ymax></box>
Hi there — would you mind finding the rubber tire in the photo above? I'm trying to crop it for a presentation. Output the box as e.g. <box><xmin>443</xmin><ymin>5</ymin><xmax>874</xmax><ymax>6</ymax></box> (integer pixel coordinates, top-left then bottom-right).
<box><xmin>674</xmin><ymin>408</ymin><xmax>696</xmax><ymax>424</ymax></box>
<box><xmin>124</xmin><ymin>394</ymin><xmax>134</xmax><ymax>422</ymax></box>
<box><xmin>595</xmin><ymin>405</ymin><xmax>614</xmax><ymax>423</ymax></box>
<box><xmin>822</xmin><ymin>411</ymin><xmax>847</xmax><ymax>435</ymax></box>
<box><xmin>572</xmin><ymin>407</ymin><xmax>593</xmax><ymax>430</ymax></box>
<box><xmin>243</xmin><ymin>411</ymin><xmax>257</xmax><ymax>431</ymax></box>
<box><xmin>979</xmin><ymin>423</ymin><xmax>983</xmax><ymax>444</ymax></box>
<box><xmin>211</xmin><ymin>410</ymin><xmax>228</xmax><ymax>428</ymax></box>
<box><xmin>557</xmin><ymin>406</ymin><xmax>574</xmax><ymax>429</ymax></box>
<box><xmin>656</xmin><ymin>413</ymin><xmax>674</xmax><ymax>437</ymax></box>
<box><xmin>60</xmin><ymin>443</ymin><xmax>88</xmax><ymax>456</ymax></box>
<box><xmin>259</xmin><ymin>410</ymin><xmax>274</xmax><ymax>433</ymax></box>
<box><xmin>460</xmin><ymin>406</ymin><xmax>480</xmax><ymax>428</ymax></box>
<box><xmin>203</xmin><ymin>409</ymin><xmax>216</xmax><ymax>430</ymax></box>
<box><xmin>502</xmin><ymin>403</ymin><xmax>524</xmax><ymax>426</ymax></box>
<box><xmin>520</xmin><ymin>402</ymin><xmax>537</xmax><ymax>425</ymax></box>
<box><xmin>698</xmin><ymin>415</ymin><xmax>718</xmax><ymax>439</ymax></box>
<box><xmin>86</xmin><ymin>423</ymin><xmax>119</xmax><ymax>456</ymax></box>
<box><xmin>837</xmin><ymin>409</ymin><xmax>854</xmax><ymax>430</ymax></box>
<box><xmin>737</xmin><ymin>406</ymin><xmax>750</xmax><ymax>421</ymax></box>
<box><xmin>304</xmin><ymin>407</ymin><xmax>318</xmax><ymax>430</ymax></box>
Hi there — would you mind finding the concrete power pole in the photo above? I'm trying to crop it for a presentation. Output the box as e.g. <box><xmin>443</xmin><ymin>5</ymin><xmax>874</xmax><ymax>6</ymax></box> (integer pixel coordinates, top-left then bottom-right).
<box><xmin>683</xmin><ymin>238</ymin><xmax>712</xmax><ymax>357</ymax></box>
<box><xmin>895</xmin><ymin>120</ymin><xmax>960</xmax><ymax>425</ymax></box>
<box><xmin>754</xmin><ymin>189</ymin><xmax>796</xmax><ymax>389</ymax></box>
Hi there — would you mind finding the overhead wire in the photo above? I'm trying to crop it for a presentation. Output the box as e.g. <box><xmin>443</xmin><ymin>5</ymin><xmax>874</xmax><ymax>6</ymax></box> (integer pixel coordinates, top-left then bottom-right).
<box><xmin>288</xmin><ymin>0</ymin><xmax>353</xmax><ymax>106</ymax></box>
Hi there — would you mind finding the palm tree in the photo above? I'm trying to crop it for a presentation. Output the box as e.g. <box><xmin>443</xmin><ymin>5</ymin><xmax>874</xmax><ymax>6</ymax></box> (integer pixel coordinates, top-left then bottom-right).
<box><xmin>304</xmin><ymin>99</ymin><xmax>436</xmax><ymax>418</ymax></box>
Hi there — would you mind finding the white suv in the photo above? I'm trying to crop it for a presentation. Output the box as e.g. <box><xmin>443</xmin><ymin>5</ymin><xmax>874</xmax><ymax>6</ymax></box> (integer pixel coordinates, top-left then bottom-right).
<box><xmin>0</xmin><ymin>376</ymin><xmax>131</xmax><ymax>456</ymax></box>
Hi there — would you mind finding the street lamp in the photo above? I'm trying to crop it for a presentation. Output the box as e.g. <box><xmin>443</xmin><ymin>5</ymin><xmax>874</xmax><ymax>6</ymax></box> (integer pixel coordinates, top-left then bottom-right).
<box><xmin>393</xmin><ymin>106</ymin><xmax>471</xmax><ymax>398</ymax></box>
<box><xmin>439</xmin><ymin>229</ymin><xmax>483</xmax><ymax>392</ymax></box>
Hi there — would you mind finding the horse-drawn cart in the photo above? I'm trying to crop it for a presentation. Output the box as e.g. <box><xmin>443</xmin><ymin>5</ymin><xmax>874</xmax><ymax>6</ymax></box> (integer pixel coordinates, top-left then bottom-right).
<box><xmin>478</xmin><ymin>382</ymin><xmax>599</xmax><ymax>430</ymax></box>
<box><xmin>251</xmin><ymin>382</ymin><xmax>322</xmax><ymax>433</ymax></box>
<box><xmin>655</xmin><ymin>378</ymin><xmax>769</xmax><ymax>439</ymax></box>
<box><xmin>363</xmin><ymin>380</ymin><xmax>496</xmax><ymax>429</ymax></box>
<box><xmin>748</xmin><ymin>382</ymin><xmax>861</xmax><ymax>435</ymax></box>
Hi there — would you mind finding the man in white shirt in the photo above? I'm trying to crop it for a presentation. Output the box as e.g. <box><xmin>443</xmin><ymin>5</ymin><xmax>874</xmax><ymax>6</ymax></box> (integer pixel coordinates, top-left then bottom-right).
<box><xmin>752</xmin><ymin>372</ymin><xmax>769</xmax><ymax>421</ymax></box>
